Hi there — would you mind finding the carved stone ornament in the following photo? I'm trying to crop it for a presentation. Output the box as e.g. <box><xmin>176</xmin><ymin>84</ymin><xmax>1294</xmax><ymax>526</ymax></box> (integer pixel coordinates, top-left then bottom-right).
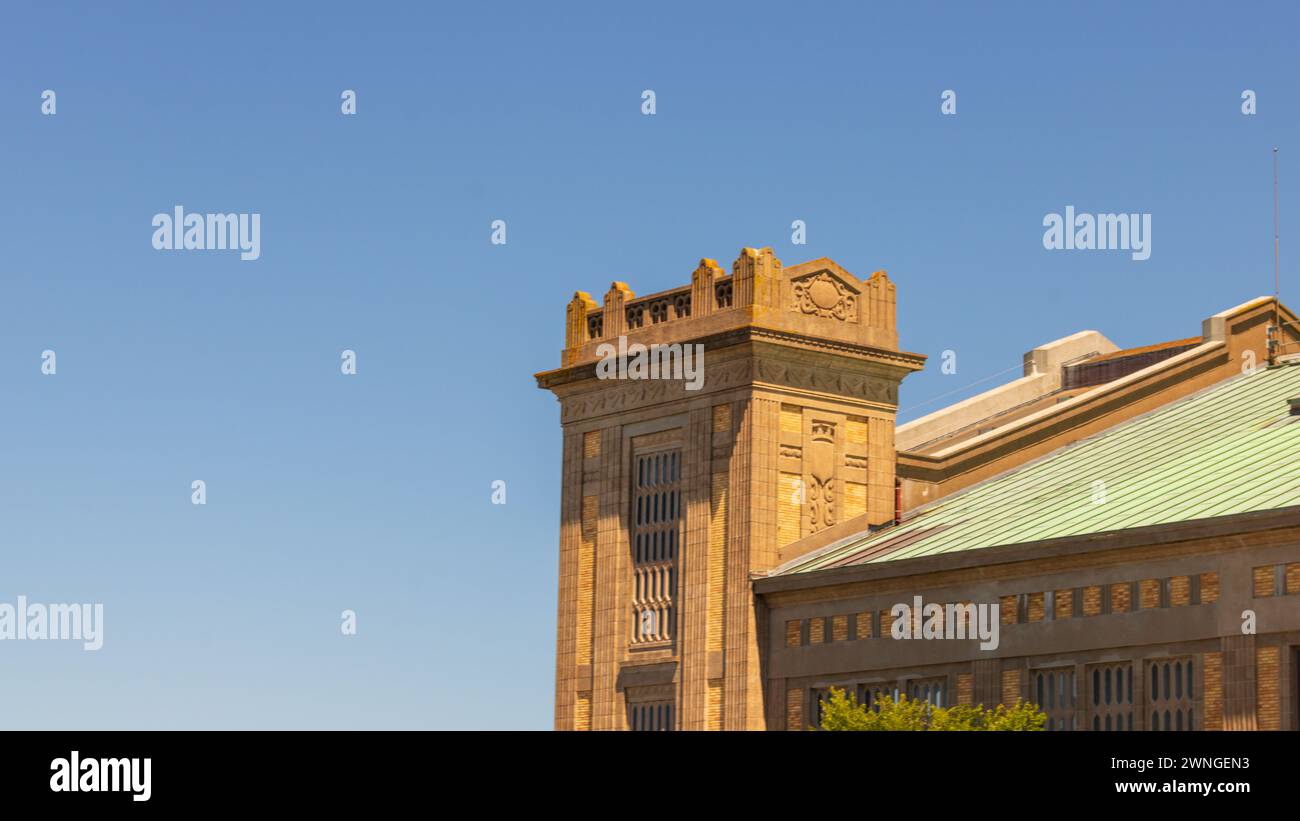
<box><xmin>807</xmin><ymin>475</ymin><xmax>835</xmax><ymax>532</ymax></box>
<box><xmin>792</xmin><ymin>272</ymin><xmax>857</xmax><ymax>322</ymax></box>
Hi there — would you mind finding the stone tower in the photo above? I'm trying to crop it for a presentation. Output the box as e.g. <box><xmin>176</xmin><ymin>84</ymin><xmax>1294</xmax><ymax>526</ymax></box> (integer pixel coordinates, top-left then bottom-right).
<box><xmin>535</xmin><ymin>247</ymin><xmax>925</xmax><ymax>730</ymax></box>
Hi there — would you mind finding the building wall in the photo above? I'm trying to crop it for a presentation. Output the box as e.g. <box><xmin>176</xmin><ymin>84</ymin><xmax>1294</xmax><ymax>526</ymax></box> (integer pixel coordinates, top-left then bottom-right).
<box><xmin>539</xmin><ymin>249</ymin><xmax>924</xmax><ymax>730</ymax></box>
<box><xmin>763</xmin><ymin>522</ymin><xmax>1300</xmax><ymax>731</ymax></box>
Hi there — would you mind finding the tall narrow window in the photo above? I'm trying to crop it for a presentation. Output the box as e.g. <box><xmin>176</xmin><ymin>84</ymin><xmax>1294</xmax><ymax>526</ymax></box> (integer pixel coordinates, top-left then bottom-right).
<box><xmin>907</xmin><ymin>677</ymin><xmax>948</xmax><ymax>707</ymax></box>
<box><xmin>628</xmin><ymin>700</ymin><xmax>675</xmax><ymax>731</ymax></box>
<box><xmin>1087</xmin><ymin>662</ymin><xmax>1134</xmax><ymax>731</ymax></box>
<box><xmin>1147</xmin><ymin>657</ymin><xmax>1195</xmax><ymax>731</ymax></box>
<box><xmin>1033</xmin><ymin>667</ymin><xmax>1077</xmax><ymax>731</ymax></box>
<box><xmin>630</xmin><ymin>449</ymin><xmax>682</xmax><ymax>645</ymax></box>
<box><xmin>856</xmin><ymin>683</ymin><xmax>901</xmax><ymax>711</ymax></box>
<box><xmin>812</xmin><ymin>688</ymin><xmax>832</xmax><ymax>728</ymax></box>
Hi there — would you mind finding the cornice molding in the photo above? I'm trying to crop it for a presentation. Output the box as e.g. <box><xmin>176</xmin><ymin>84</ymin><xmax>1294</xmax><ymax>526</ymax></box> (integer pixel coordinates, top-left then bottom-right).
<box><xmin>536</xmin><ymin>325</ymin><xmax>925</xmax><ymax>392</ymax></box>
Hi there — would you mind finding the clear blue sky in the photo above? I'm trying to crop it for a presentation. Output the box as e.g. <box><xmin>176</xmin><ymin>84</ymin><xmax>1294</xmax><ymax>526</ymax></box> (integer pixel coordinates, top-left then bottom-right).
<box><xmin>1</xmin><ymin>1</ymin><xmax>1295</xmax><ymax>728</ymax></box>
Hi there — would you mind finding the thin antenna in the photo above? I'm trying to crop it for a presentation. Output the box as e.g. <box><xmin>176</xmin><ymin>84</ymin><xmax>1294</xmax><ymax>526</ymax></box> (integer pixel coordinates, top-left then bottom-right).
<box><xmin>1275</xmin><ymin>147</ymin><xmax>1281</xmax><ymax>300</ymax></box>
<box><xmin>1269</xmin><ymin>147</ymin><xmax>1281</xmax><ymax>364</ymax></box>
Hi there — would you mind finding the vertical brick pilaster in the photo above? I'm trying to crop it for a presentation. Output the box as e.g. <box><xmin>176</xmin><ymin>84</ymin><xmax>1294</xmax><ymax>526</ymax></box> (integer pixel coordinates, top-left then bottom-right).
<box><xmin>723</xmin><ymin>395</ymin><xmax>780</xmax><ymax>730</ymax></box>
<box><xmin>866</xmin><ymin>415</ymin><xmax>895</xmax><ymax>526</ymax></box>
<box><xmin>1256</xmin><ymin>645</ymin><xmax>1281</xmax><ymax>730</ymax></box>
<box><xmin>723</xmin><ymin>397</ymin><xmax>753</xmax><ymax>730</ymax></box>
<box><xmin>553</xmin><ymin>430</ymin><xmax>585</xmax><ymax>730</ymax></box>
<box><xmin>1001</xmin><ymin>666</ymin><xmax>1023</xmax><ymax>707</ymax></box>
<box><xmin>1221</xmin><ymin>634</ymin><xmax>1258</xmax><ymax>731</ymax></box>
<box><xmin>785</xmin><ymin>684</ymin><xmax>803</xmax><ymax>731</ymax></box>
<box><xmin>592</xmin><ymin>425</ymin><xmax>626</xmax><ymax>730</ymax></box>
<box><xmin>956</xmin><ymin>672</ymin><xmax>974</xmax><ymax>706</ymax></box>
<box><xmin>680</xmin><ymin>407</ymin><xmax>712</xmax><ymax>730</ymax></box>
<box><xmin>1203</xmin><ymin>651</ymin><xmax>1223</xmax><ymax>730</ymax></box>
<box><xmin>748</xmin><ymin>397</ymin><xmax>780</xmax><ymax>727</ymax></box>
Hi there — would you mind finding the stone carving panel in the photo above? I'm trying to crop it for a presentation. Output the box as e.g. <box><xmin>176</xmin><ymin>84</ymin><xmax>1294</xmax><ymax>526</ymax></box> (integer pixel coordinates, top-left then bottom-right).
<box><xmin>804</xmin><ymin>420</ymin><xmax>837</xmax><ymax>534</ymax></box>
<box><xmin>791</xmin><ymin>272</ymin><xmax>858</xmax><ymax>322</ymax></box>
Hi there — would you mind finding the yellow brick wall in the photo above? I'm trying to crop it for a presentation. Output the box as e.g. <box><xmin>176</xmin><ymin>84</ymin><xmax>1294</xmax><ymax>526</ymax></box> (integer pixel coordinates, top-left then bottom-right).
<box><xmin>778</xmin><ymin>472</ymin><xmax>802</xmax><ymax>547</ymax></box>
<box><xmin>809</xmin><ymin>617</ymin><xmax>825</xmax><ymax>645</ymax></box>
<box><xmin>785</xmin><ymin>619</ymin><xmax>801</xmax><ymax>647</ymax></box>
<box><xmin>879</xmin><ymin>609</ymin><xmax>894</xmax><ymax>637</ymax></box>
<box><xmin>780</xmin><ymin>406</ymin><xmax>801</xmax><ymax>435</ymax></box>
<box><xmin>1082</xmin><ymin>585</ymin><xmax>1102</xmax><ymax>616</ymax></box>
<box><xmin>1001</xmin><ymin>669</ymin><xmax>1021</xmax><ymax>707</ymax></box>
<box><xmin>1027</xmin><ymin>592</ymin><xmax>1045</xmax><ymax>623</ymax></box>
<box><xmin>786</xmin><ymin>686</ymin><xmax>803</xmax><ymax>731</ymax></box>
<box><xmin>582</xmin><ymin>430</ymin><xmax>600</xmax><ymax>458</ymax></box>
<box><xmin>575</xmin><ymin>495</ymin><xmax>598</xmax><ymax>667</ymax></box>
<box><xmin>1140</xmin><ymin>579</ymin><xmax>1161</xmax><ymax>609</ymax></box>
<box><xmin>1201</xmin><ymin>572</ymin><xmax>1219</xmax><ymax>603</ymax></box>
<box><xmin>1253</xmin><ymin>566</ymin><xmax>1275</xmax><ymax>597</ymax></box>
<box><xmin>1111</xmin><ymin>582</ymin><xmax>1131</xmax><ymax>613</ymax></box>
<box><xmin>1054</xmin><ymin>589</ymin><xmax>1073</xmax><ymax>620</ymax></box>
<box><xmin>956</xmin><ymin>673</ymin><xmax>973</xmax><ymax>706</ymax></box>
<box><xmin>712</xmin><ymin>403</ymin><xmax>731</xmax><ymax>433</ymax></box>
<box><xmin>843</xmin><ymin>482</ymin><xmax>867</xmax><ymax>520</ymax></box>
<box><xmin>1287</xmin><ymin>563</ymin><xmax>1300</xmax><ymax>595</ymax></box>
<box><xmin>1256</xmin><ymin>646</ymin><xmax>1281</xmax><ymax>730</ymax></box>
<box><xmin>575</xmin><ymin>691</ymin><xmax>592</xmax><ymax>731</ymax></box>
<box><xmin>845</xmin><ymin>416</ymin><xmax>868</xmax><ymax>445</ymax></box>
<box><xmin>706</xmin><ymin>680</ymin><xmax>723</xmax><ymax>731</ymax></box>
<box><xmin>831</xmin><ymin>614</ymin><xmax>848</xmax><ymax>642</ymax></box>
<box><xmin>707</xmin><ymin>472</ymin><xmax>728</xmax><ymax>654</ymax></box>
<box><xmin>1170</xmin><ymin>575</ymin><xmax>1190</xmax><ymax>607</ymax></box>
<box><xmin>707</xmin><ymin>471</ymin><xmax>727</xmax><ymax>728</ymax></box>
<box><xmin>833</xmin><ymin>570</ymin><xmax>1220</xmax><ymax>675</ymax></box>
<box><xmin>1202</xmin><ymin>652</ymin><xmax>1222</xmax><ymax>730</ymax></box>
<box><xmin>855</xmin><ymin>611</ymin><xmax>872</xmax><ymax>639</ymax></box>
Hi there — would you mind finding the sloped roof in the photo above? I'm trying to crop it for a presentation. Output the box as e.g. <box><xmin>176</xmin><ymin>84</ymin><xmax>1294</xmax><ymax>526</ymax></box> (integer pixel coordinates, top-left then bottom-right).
<box><xmin>779</xmin><ymin>359</ymin><xmax>1300</xmax><ymax>574</ymax></box>
<box><xmin>1078</xmin><ymin>336</ymin><xmax>1202</xmax><ymax>365</ymax></box>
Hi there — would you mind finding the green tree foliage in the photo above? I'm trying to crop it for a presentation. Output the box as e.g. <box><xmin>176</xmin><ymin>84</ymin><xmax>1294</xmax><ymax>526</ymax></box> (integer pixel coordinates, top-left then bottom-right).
<box><xmin>813</xmin><ymin>688</ymin><xmax>1047</xmax><ymax>731</ymax></box>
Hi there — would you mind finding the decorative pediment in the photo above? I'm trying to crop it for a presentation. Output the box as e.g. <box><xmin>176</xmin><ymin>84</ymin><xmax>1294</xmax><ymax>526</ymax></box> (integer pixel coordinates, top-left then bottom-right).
<box><xmin>789</xmin><ymin>270</ymin><xmax>859</xmax><ymax>322</ymax></box>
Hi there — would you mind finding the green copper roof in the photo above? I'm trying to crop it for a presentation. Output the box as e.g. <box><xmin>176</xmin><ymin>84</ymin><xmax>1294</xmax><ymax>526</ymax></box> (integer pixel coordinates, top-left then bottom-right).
<box><xmin>781</xmin><ymin>360</ymin><xmax>1300</xmax><ymax>574</ymax></box>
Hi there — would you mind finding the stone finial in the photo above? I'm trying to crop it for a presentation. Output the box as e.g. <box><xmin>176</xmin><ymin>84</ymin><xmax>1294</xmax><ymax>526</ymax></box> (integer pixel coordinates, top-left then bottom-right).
<box><xmin>864</xmin><ymin>270</ymin><xmax>897</xmax><ymax>344</ymax></box>
<box><xmin>602</xmin><ymin>281</ymin><xmax>635</xmax><ymax>339</ymax></box>
<box><xmin>564</xmin><ymin>291</ymin><xmax>600</xmax><ymax>365</ymax></box>
<box><xmin>732</xmin><ymin>247</ymin><xmax>782</xmax><ymax>309</ymax></box>
<box><xmin>691</xmin><ymin>258</ymin><xmax>724</xmax><ymax>318</ymax></box>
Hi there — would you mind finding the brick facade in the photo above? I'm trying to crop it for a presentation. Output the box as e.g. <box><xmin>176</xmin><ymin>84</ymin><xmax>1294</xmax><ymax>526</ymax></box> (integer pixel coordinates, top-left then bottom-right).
<box><xmin>538</xmin><ymin>250</ymin><xmax>923</xmax><ymax>730</ymax></box>
<box><xmin>760</xmin><ymin>517</ymin><xmax>1300</xmax><ymax>732</ymax></box>
<box><xmin>540</xmin><ymin>253</ymin><xmax>1300</xmax><ymax>732</ymax></box>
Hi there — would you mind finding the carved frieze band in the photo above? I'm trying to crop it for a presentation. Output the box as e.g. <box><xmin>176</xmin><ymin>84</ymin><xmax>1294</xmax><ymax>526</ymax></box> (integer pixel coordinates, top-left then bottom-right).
<box><xmin>753</xmin><ymin>360</ymin><xmax>897</xmax><ymax>405</ymax></box>
<box><xmin>560</xmin><ymin>357</ymin><xmax>898</xmax><ymax>422</ymax></box>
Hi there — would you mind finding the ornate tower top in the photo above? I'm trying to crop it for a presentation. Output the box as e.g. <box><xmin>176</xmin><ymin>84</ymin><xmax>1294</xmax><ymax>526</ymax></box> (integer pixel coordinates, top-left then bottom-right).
<box><xmin>537</xmin><ymin>247</ymin><xmax>924</xmax><ymax>416</ymax></box>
